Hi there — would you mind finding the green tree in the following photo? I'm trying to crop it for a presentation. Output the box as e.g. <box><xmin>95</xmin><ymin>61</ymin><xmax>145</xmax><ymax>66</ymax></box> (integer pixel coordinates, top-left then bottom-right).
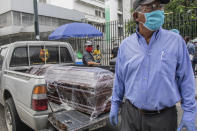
<box><xmin>164</xmin><ymin>0</ymin><xmax>197</xmax><ymax>38</ymax></box>
<box><xmin>126</xmin><ymin>0</ymin><xmax>197</xmax><ymax>38</ymax></box>
<box><xmin>165</xmin><ymin>0</ymin><xmax>197</xmax><ymax>14</ymax></box>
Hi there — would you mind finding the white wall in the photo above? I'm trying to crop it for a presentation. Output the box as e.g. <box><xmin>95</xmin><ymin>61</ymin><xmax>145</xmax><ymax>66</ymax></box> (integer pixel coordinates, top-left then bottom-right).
<box><xmin>48</xmin><ymin>0</ymin><xmax>105</xmax><ymax>23</ymax></box>
<box><xmin>108</xmin><ymin>0</ymin><xmax>118</xmax><ymax>21</ymax></box>
<box><xmin>77</xmin><ymin>0</ymin><xmax>104</xmax><ymax>8</ymax></box>
<box><xmin>8</xmin><ymin>0</ymin><xmax>84</xmax><ymax>21</ymax></box>
<box><xmin>0</xmin><ymin>0</ymin><xmax>85</xmax><ymax>36</ymax></box>
<box><xmin>0</xmin><ymin>0</ymin><xmax>12</xmax><ymax>14</ymax></box>
<box><xmin>49</xmin><ymin>0</ymin><xmax>74</xmax><ymax>9</ymax></box>
<box><xmin>74</xmin><ymin>1</ymin><xmax>102</xmax><ymax>16</ymax></box>
<box><xmin>73</xmin><ymin>0</ymin><xmax>105</xmax><ymax>23</ymax></box>
<box><xmin>123</xmin><ymin>0</ymin><xmax>131</xmax><ymax>20</ymax></box>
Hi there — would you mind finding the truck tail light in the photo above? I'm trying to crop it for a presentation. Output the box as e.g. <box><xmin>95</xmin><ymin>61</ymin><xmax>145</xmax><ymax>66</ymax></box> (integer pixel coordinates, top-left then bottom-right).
<box><xmin>32</xmin><ymin>86</ymin><xmax>48</xmax><ymax>111</ymax></box>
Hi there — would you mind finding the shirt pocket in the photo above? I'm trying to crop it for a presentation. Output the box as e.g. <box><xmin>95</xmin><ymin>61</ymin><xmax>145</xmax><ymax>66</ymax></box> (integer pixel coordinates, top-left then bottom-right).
<box><xmin>159</xmin><ymin>51</ymin><xmax>177</xmax><ymax>77</ymax></box>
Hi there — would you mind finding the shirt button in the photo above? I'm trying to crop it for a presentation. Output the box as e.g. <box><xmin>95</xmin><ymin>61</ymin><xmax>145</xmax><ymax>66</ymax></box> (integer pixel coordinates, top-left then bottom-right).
<box><xmin>144</xmin><ymin>77</ymin><xmax>147</xmax><ymax>80</ymax></box>
<box><xmin>147</xmin><ymin>51</ymin><xmax>151</xmax><ymax>55</ymax></box>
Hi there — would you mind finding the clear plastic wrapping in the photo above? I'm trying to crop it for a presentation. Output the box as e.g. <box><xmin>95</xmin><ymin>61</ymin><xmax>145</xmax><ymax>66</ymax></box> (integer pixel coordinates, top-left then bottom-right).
<box><xmin>28</xmin><ymin>65</ymin><xmax>114</xmax><ymax>118</ymax></box>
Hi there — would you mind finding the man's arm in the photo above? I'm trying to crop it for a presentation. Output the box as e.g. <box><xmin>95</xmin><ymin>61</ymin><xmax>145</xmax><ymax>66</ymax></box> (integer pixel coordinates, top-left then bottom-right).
<box><xmin>176</xmin><ymin>38</ymin><xmax>197</xmax><ymax>122</ymax></box>
<box><xmin>87</xmin><ymin>61</ymin><xmax>100</xmax><ymax>66</ymax></box>
<box><xmin>93</xmin><ymin>50</ymin><xmax>97</xmax><ymax>55</ymax></box>
<box><xmin>109</xmin><ymin>49</ymin><xmax>125</xmax><ymax>126</ymax></box>
<box><xmin>83</xmin><ymin>53</ymin><xmax>99</xmax><ymax>66</ymax></box>
<box><xmin>111</xmin><ymin>49</ymin><xmax>125</xmax><ymax>108</ymax></box>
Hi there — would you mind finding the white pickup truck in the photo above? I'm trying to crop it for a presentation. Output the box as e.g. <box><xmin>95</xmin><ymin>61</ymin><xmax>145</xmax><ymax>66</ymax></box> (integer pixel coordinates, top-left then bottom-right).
<box><xmin>0</xmin><ymin>41</ymin><xmax>110</xmax><ymax>131</ymax></box>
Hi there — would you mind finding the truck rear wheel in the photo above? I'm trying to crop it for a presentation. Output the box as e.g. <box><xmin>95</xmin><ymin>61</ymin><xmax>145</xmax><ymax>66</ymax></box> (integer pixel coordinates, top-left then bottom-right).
<box><xmin>4</xmin><ymin>98</ymin><xmax>23</xmax><ymax>131</ymax></box>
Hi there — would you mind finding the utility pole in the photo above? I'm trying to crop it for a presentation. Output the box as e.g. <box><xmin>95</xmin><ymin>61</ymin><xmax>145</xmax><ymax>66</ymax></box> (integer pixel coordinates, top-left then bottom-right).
<box><xmin>33</xmin><ymin>0</ymin><xmax>40</xmax><ymax>40</ymax></box>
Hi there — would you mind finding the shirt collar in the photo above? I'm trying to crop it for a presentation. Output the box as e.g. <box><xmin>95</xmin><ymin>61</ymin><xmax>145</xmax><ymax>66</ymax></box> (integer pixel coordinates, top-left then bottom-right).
<box><xmin>136</xmin><ymin>27</ymin><xmax>162</xmax><ymax>40</ymax></box>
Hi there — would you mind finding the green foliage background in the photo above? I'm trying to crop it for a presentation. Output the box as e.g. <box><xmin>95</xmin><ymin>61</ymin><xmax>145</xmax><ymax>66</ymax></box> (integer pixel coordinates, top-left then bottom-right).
<box><xmin>127</xmin><ymin>0</ymin><xmax>197</xmax><ymax>38</ymax></box>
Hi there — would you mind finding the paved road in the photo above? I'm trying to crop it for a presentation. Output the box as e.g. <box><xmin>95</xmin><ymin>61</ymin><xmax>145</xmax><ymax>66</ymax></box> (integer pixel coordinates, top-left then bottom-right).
<box><xmin>0</xmin><ymin>102</ymin><xmax>194</xmax><ymax>131</ymax></box>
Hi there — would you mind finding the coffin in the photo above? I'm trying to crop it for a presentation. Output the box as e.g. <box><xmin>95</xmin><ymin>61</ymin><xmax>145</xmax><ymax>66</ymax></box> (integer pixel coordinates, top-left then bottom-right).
<box><xmin>28</xmin><ymin>65</ymin><xmax>114</xmax><ymax>117</ymax></box>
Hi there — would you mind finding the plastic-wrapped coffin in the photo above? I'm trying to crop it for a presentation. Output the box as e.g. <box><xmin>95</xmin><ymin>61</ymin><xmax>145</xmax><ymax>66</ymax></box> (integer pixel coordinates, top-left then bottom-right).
<box><xmin>28</xmin><ymin>65</ymin><xmax>114</xmax><ymax>118</ymax></box>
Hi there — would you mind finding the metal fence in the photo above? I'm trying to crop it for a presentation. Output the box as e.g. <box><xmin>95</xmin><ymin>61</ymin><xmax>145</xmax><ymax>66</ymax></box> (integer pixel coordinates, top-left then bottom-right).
<box><xmin>67</xmin><ymin>10</ymin><xmax>197</xmax><ymax>66</ymax></box>
<box><xmin>65</xmin><ymin>20</ymin><xmax>133</xmax><ymax>66</ymax></box>
<box><xmin>1</xmin><ymin>10</ymin><xmax>197</xmax><ymax>66</ymax></box>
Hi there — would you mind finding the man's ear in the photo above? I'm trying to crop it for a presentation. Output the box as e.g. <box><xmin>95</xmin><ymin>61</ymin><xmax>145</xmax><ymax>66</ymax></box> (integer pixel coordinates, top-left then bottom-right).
<box><xmin>133</xmin><ymin>12</ymin><xmax>146</xmax><ymax>23</ymax></box>
<box><xmin>133</xmin><ymin>12</ymin><xmax>138</xmax><ymax>22</ymax></box>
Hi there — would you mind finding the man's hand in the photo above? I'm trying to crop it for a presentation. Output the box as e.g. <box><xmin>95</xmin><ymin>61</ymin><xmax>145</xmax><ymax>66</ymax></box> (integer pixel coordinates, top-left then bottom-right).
<box><xmin>109</xmin><ymin>104</ymin><xmax>119</xmax><ymax>126</ymax></box>
<box><xmin>177</xmin><ymin>120</ymin><xmax>196</xmax><ymax>131</ymax></box>
<box><xmin>87</xmin><ymin>61</ymin><xmax>100</xmax><ymax>66</ymax></box>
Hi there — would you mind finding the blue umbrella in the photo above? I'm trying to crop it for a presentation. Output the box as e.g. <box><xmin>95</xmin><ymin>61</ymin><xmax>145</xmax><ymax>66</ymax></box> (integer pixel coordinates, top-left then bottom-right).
<box><xmin>49</xmin><ymin>22</ymin><xmax>103</xmax><ymax>40</ymax></box>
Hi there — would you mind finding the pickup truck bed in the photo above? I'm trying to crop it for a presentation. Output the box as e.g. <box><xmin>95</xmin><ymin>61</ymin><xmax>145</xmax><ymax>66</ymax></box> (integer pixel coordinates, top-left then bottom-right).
<box><xmin>40</xmin><ymin>65</ymin><xmax>112</xmax><ymax>131</ymax></box>
<box><xmin>48</xmin><ymin>110</ymin><xmax>109</xmax><ymax>131</ymax></box>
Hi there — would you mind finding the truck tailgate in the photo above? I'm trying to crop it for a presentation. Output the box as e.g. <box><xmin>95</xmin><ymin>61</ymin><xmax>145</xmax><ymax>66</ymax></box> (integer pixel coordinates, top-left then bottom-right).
<box><xmin>48</xmin><ymin>110</ymin><xmax>109</xmax><ymax>131</ymax></box>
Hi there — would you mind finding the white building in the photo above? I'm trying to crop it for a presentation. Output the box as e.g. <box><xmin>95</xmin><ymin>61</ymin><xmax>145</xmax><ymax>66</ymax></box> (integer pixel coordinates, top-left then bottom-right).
<box><xmin>48</xmin><ymin>0</ymin><xmax>105</xmax><ymax>24</ymax></box>
<box><xmin>0</xmin><ymin>0</ymin><xmax>85</xmax><ymax>44</ymax></box>
<box><xmin>48</xmin><ymin>0</ymin><xmax>133</xmax><ymax>23</ymax></box>
<box><xmin>47</xmin><ymin>0</ymin><xmax>133</xmax><ymax>38</ymax></box>
<box><xmin>106</xmin><ymin>0</ymin><xmax>133</xmax><ymax>21</ymax></box>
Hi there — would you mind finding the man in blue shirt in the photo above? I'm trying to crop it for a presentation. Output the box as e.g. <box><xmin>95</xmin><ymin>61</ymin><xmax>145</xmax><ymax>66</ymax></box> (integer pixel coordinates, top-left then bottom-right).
<box><xmin>109</xmin><ymin>0</ymin><xmax>197</xmax><ymax>131</ymax></box>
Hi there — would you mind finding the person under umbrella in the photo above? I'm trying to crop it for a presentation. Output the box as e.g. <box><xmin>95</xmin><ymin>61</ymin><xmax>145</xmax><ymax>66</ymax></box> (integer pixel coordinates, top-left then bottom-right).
<box><xmin>82</xmin><ymin>41</ymin><xmax>100</xmax><ymax>66</ymax></box>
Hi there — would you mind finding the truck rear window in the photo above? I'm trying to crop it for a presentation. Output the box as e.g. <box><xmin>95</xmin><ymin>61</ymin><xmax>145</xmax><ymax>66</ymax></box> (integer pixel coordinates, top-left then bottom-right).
<box><xmin>60</xmin><ymin>47</ymin><xmax>72</xmax><ymax>63</ymax></box>
<box><xmin>10</xmin><ymin>47</ymin><xmax>28</xmax><ymax>67</ymax></box>
<box><xmin>10</xmin><ymin>46</ymin><xmax>73</xmax><ymax>67</ymax></box>
<box><xmin>30</xmin><ymin>46</ymin><xmax>72</xmax><ymax>65</ymax></box>
<box><xmin>29</xmin><ymin>46</ymin><xmax>59</xmax><ymax>65</ymax></box>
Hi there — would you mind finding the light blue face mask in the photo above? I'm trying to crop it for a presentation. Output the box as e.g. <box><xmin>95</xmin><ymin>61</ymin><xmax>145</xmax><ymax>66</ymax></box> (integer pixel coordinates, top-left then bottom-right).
<box><xmin>143</xmin><ymin>10</ymin><xmax>165</xmax><ymax>31</ymax></box>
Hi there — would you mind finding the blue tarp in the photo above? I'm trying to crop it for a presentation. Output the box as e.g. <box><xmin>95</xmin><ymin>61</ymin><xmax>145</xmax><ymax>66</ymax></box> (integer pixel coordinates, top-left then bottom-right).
<box><xmin>49</xmin><ymin>22</ymin><xmax>103</xmax><ymax>40</ymax></box>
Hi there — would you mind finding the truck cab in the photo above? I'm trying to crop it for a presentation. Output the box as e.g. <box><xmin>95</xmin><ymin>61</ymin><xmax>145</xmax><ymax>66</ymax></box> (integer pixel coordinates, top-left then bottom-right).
<box><xmin>0</xmin><ymin>41</ymin><xmax>75</xmax><ymax>131</ymax></box>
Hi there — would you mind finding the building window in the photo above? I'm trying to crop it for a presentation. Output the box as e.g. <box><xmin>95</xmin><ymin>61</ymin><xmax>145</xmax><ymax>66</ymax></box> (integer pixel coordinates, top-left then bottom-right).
<box><xmin>22</xmin><ymin>13</ymin><xmax>33</xmax><ymax>26</ymax></box>
<box><xmin>98</xmin><ymin>11</ymin><xmax>101</xmax><ymax>17</ymax></box>
<box><xmin>39</xmin><ymin>16</ymin><xmax>48</xmax><ymax>26</ymax></box>
<box><xmin>39</xmin><ymin>0</ymin><xmax>47</xmax><ymax>3</ymax></box>
<box><xmin>103</xmin><ymin>12</ymin><xmax>105</xmax><ymax>18</ymax></box>
<box><xmin>95</xmin><ymin>10</ymin><xmax>101</xmax><ymax>17</ymax></box>
<box><xmin>0</xmin><ymin>12</ymin><xmax>12</xmax><ymax>28</ymax></box>
<box><xmin>118</xmin><ymin>0</ymin><xmax>123</xmax><ymax>11</ymax></box>
<box><xmin>95</xmin><ymin>10</ymin><xmax>99</xmax><ymax>16</ymax></box>
<box><xmin>118</xmin><ymin>14</ymin><xmax>123</xmax><ymax>23</ymax></box>
<box><xmin>58</xmin><ymin>19</ymin><xmax>69</xmax><ymax>26</ymax></box>
<box><xmin>118</xmin><ymin>27</ymin><xmax>123</xmax><ymax>36</ymax></box>
<box><xmin>52</xmin><ymin>18</ymin><xmax>59</xmax><ymax>27</ymax></box>
<box><xmin>13</xmin><ymin>11</ymin><xmax>21</xmax><ymax>26</ymax></box>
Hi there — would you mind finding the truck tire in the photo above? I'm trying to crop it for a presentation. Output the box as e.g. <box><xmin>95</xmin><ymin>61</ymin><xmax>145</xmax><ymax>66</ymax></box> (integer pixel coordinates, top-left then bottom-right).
<box><xmin>4</xmin><ymin>98</ymin><xmax>24</xmax><ymax>131</ymax></box>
